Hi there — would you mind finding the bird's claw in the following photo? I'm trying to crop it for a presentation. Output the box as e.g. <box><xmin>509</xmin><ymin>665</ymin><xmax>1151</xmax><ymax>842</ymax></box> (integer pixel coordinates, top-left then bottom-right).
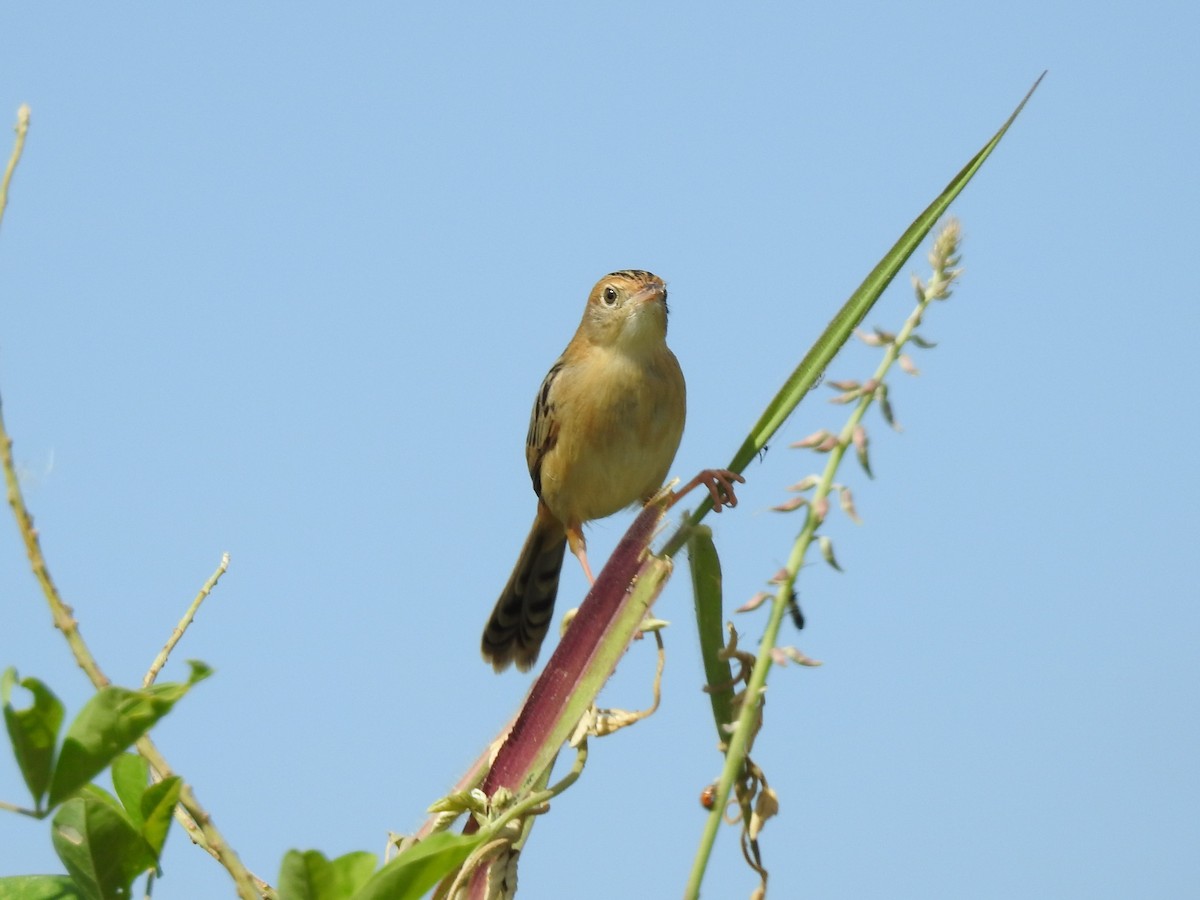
<box><xmin>673</xmin><ymin>468</ymin><xmax>745</xmax><ymax>511</ymax></box>
<box><xmin>700</xmin><ymin>468</ymin><xmax>744</xmax><ymax>511</ymax></box>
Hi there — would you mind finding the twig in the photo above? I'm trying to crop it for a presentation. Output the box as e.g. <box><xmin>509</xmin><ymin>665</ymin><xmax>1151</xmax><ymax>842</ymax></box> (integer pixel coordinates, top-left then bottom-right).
<box><xmin>0</xmin><ymin>106</ymin><xmax>267</xmax><ymax>900</ymax></box>
<box><xmin>135</xmin><ymin>735</ymin><xmax>272</xmax><ymax>899</ymax></box>
<box><xmin>0</xmin><ymin>799</ymin><xmax>41</xmax><ymax>817</ymax></box>
<box><xmin>144</xmin><ymin>552</ymin><xmax>230</xmax><ymax>687</ymax></box>
<box><xmin>0</xmin><ymin>103</ymin><xmax>30</xmax><ymax>232</ymax></box>
<box><xmin>1</xmin><ymin>107</ymin><xmax>109</xmax><ymax>687</ymax></box>
<box><xmin>1</xmin><ymin>386</ymin><xmax>264</xmax><ymax>896</ymax></box>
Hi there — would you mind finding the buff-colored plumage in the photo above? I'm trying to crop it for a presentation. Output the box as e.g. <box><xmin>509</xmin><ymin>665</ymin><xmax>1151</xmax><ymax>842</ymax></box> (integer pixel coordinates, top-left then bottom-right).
<box><xmin>481</xmin><ymin>270</ymin><xmax>686</xmax><ymax>673</ymax></box>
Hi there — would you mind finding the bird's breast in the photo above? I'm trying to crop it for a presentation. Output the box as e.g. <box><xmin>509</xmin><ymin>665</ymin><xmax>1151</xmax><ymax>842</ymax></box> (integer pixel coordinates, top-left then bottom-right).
<box><xmin>539</xmin><ymin>347</ymin><xmax>685</xmax><ymax>524</ymax></box>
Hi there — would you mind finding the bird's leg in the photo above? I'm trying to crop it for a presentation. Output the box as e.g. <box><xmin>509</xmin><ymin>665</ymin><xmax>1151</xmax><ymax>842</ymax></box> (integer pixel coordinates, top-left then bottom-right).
<box><xmin>565</xmin><ymin>523</ymin><xmax>596</xmax><ymax>585</ymax></box>
<box><xmin>671</xmin><ymin>469</ymin><xmax>746</xmax><ymax>512</ymax></box>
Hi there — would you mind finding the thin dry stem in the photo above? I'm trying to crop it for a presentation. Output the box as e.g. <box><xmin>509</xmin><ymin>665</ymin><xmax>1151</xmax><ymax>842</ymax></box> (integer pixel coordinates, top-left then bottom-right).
<box><xmin>0</xmin><ymin>799</ymin><xmax>40</xmax><ymax>817</ymax></box>
<box><xmin>144</xmin><ymin>552</ymin><xmax>231</xmax><ymax>687</ymax></box>
<box><xmin>0</xmin><ymin>104</ymin><xmax>30</xmax><ymax>231</ymax></box>
<box><xmin>0</xmin><ymin>106</ymin><xmax>267</xmax><ymax>900</ymax></box>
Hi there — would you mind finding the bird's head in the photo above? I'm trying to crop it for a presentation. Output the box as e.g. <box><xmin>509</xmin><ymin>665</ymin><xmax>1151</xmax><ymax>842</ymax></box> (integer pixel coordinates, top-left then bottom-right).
<box><xmin>580</xmin><ymin>269</ymin><xmax>669</xmax><ymax>351</ymax></box>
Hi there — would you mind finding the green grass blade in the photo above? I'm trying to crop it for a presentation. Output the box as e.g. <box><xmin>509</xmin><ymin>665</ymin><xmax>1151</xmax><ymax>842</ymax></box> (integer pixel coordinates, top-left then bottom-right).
<box><xmin>663</xmin><ymin>73</ymin><xmax>1045</xmax><ymax>564</ymax></box>
<box><xmin>731</xmin><ymin>72</ymin><xmax>1046</xmax><ymax>474</ymax></box>
<box><xmin>687</xmin><ymin>527</ymin><xmax>735</xmax><ymax>743</ymax></box>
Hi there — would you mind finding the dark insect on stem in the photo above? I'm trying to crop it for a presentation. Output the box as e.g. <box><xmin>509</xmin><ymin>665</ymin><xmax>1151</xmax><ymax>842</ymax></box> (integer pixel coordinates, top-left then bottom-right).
<box><xmin>787</xmin><ymin>588</ymin><xmax>805</xmax><ymax>630</ymax></box>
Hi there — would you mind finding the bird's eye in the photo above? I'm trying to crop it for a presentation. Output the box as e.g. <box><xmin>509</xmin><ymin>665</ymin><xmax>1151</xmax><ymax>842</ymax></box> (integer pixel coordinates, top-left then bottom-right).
<box><xmin>602</xmin><ymin>286</ymin><xmax>619</xmax><ymax>305</ymax></box>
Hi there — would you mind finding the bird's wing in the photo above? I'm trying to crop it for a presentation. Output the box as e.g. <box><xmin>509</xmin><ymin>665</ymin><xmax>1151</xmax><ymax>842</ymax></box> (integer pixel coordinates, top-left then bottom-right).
<box><xmin>525</xmin><ymin>358</ymin><xmax>564</xmax><ymax>498</ymax></box>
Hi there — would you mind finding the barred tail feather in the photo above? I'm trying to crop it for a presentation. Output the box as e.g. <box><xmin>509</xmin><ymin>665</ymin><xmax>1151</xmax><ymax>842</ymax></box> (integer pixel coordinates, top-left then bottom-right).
<box><xmin>481</xmin><ymin>511</ymin><xmax>566</xmax><ymax>673</ymax></box>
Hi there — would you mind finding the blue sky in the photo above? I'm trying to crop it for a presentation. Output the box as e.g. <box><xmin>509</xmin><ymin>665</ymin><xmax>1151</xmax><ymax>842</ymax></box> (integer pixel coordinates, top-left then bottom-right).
<box><xmin>1</xmin><ymin>3</ymin><xmax>1196</xmax><ymax>898</ymax></box>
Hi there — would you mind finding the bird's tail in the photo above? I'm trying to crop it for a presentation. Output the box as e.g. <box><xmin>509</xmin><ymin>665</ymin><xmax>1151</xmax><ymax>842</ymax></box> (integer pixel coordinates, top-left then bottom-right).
<box><xmin>481</xmin><ymin>506</ymin><xmax>567</xmax><ymax>673</ymax></box>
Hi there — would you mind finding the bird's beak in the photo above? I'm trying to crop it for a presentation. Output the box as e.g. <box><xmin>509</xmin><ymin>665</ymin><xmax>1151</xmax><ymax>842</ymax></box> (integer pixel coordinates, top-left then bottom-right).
<box><xmin>630</xmin><ymin>281</ymin><xmax>667</xmax><ymax>307</ymax></box>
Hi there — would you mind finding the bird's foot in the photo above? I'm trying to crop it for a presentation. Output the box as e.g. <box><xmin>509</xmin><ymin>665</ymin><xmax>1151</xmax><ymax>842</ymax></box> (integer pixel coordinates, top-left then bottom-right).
<box><xmin>672</xmin><ymin>469</ymin><xmax>745</xmax><ymax>512</ymax></box>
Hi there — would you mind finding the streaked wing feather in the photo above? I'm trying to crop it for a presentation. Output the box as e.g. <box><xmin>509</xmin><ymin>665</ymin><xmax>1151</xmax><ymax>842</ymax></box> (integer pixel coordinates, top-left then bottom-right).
<box><xmin>526</xmin><ymin>359</ymin><xmax>564</xmax><ymax>498</ymax></box>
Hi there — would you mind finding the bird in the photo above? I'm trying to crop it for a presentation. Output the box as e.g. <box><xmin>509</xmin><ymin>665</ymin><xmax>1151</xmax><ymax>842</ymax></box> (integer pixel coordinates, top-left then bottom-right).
<box><xmin>480</xmin><ymin>269</ymin><xmax>742</xmax><ymax>673</ymax></box>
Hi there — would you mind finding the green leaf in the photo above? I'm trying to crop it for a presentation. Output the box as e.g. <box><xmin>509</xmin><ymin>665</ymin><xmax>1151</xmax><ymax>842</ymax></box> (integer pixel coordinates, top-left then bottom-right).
<box><xmin>0</xmin><ymin>875</ymin><xmax>87</xmax><ymax>899</ymax></box>
<box><xmin>2</xmin><ymin>669</ymin><xmax>65</xmax><ymax>808</ymax></box>
<box><xmin>710</xmin><ymin>73</ymin><xmax>1047</xmax><ymax>503</ymax></box>
<box><xmin>76</xmin><ymin>784</ymin><xmax>125</xmax><ymax>814</ymax></box>
<box><xmin>180</xmin><ymin>660</ymin><xmax>213</xmax><ymax>686</ymax></box>
<box><xmin>110</xmin><ymin>754</ymin><xmax>149</xmax><ymax>828</ymax></box>
<box><xmin>688</xmin><ymin>527</ymin><xmax>736</xmax><ymax>745</ymax></box>
<box><xmin>350</xmin><ymin>833</ymin><xmax>482</xmax><ymax>900</ymax></box>
<box><xmin>278</xmin><ymin>849</ymin><xmax>378</xmax><ymax>900</ymax></box>
<box><xmin>138</xmin><ymin>777</ymin><xmax>181</xmax><ymax>861</ymax></box>
<box><xmin>47</xmin><ymin>665</ymin><xmax>208</xmax><ymax>808</ymax></box>
<box><xmin>51</xmin><ymin>796</ymin><xmax>156</xmax><ymax>900</ymax></box>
